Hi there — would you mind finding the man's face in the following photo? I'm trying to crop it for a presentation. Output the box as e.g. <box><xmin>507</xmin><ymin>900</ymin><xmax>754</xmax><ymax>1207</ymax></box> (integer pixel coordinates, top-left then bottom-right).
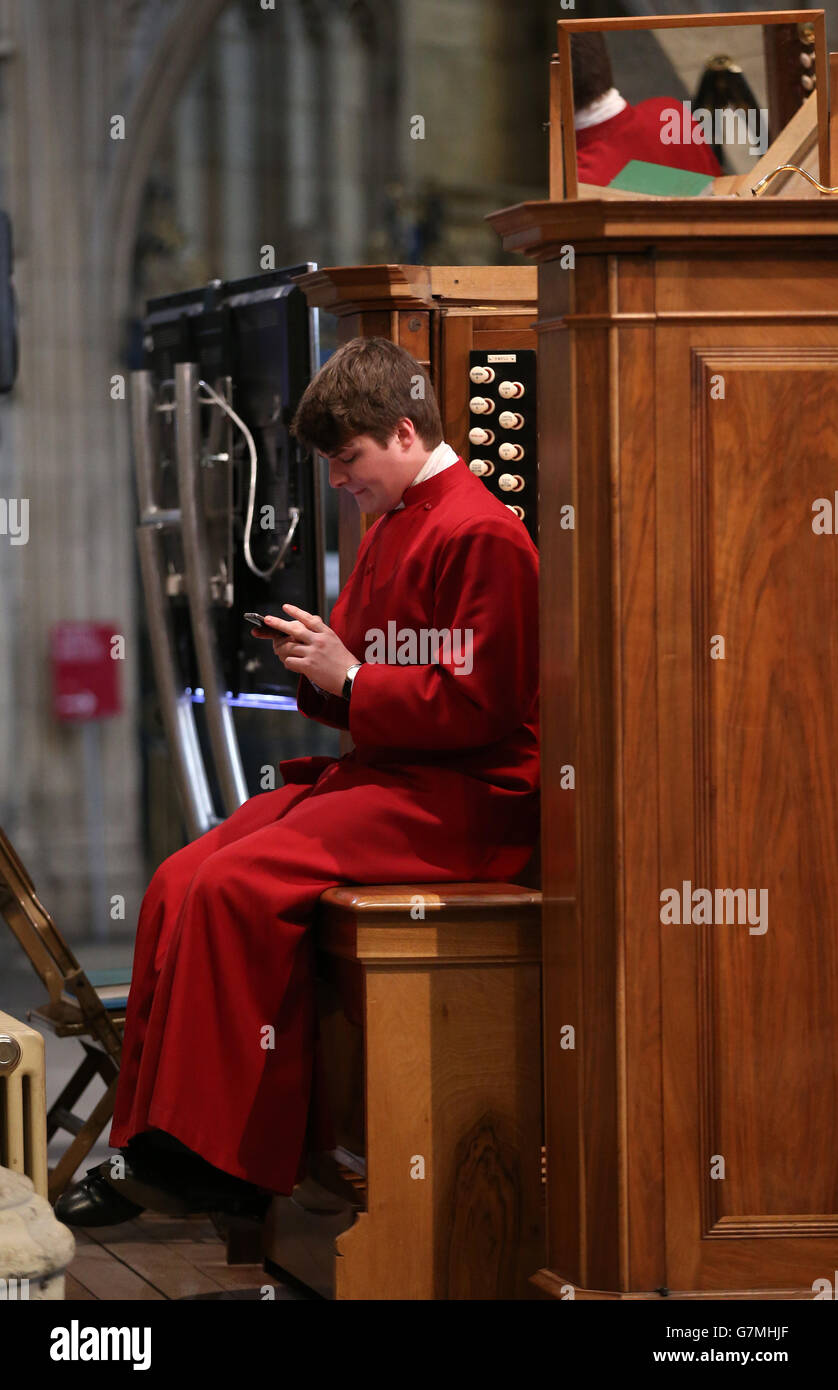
<box><xmin>324</xmin><ymin>423</ymin><xmax>426</xmax><ymax>514</ymax></box>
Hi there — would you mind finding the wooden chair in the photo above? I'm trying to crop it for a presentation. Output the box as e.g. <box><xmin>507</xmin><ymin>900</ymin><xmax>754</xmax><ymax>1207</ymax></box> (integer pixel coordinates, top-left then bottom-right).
<box><xmin>0</xmin><ymin>827</ymin><xmax>129</xmax><ymax>1201</ymax></box>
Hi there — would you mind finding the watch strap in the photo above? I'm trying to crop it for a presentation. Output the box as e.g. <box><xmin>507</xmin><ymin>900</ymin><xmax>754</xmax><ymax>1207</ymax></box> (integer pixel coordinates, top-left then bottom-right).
<box><xmin>342</xmin><ymin>662</ymin><xmax>362</xmax><ymax>701</ymax></box>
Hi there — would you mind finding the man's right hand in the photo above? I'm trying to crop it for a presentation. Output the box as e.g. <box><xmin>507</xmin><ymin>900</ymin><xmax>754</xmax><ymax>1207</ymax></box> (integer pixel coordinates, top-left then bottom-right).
<box><xmin>250</xmin><ymin>616</ymin><xmax>294</xmax><ymax>662</ymax></box>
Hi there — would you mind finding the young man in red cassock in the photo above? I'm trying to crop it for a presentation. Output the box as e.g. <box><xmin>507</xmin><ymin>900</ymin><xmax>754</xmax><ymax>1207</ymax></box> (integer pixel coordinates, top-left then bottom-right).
<box><xmin>572</xmin><ymin>32</ymin><xmax>722</xmax><ymax>187</ymax></box>
<box><xmin>56</xmin><ymin>336</ymin><xmax>540</xmax><ymax>1226</ymax></box>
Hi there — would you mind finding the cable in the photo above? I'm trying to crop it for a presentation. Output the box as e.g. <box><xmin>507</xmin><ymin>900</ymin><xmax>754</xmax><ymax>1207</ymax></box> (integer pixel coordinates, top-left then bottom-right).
<box><xmin>197</xmin><ymin>378</ymin><xmax>300</xmax><ymax>580</ymax></box>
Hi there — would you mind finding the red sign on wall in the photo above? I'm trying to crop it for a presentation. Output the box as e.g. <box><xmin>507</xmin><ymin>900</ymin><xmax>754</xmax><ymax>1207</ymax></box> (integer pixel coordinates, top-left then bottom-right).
<box><xmin>50</xmin><ymin>622</ymin><xmax>122</xmax><ymax>722</ymax></box>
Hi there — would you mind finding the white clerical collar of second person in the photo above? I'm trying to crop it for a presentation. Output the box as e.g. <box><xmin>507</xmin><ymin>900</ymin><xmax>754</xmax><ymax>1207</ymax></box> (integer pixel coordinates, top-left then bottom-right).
<box><xmin>574</xmin><ymin>87</ymin><xmax>628</xmax><ymax>131</ymax></box>
<box><xmin>391</xmin><ymin>440</ymin><xmax>459</xmax><ymax>510</ymax></box>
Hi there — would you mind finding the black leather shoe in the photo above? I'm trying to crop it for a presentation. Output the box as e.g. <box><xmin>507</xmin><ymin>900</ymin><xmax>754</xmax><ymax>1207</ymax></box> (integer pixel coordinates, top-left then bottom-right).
<box><xmin>54</xmin><ymin>1165</ymin><xmax>146</xmax><ymax>1228</ymax></box>
<box><xmin>109</xmin><ymin>1150</ymin><xmax>273</xmax><ymax>1220</ymax></box>
<box><xmin>56</xmin><ymin>1155</ymin><xmax>273</xmax><ymax>1225</ymax></box>
<box><xmin>115</xmin><ymin>1169</ymin><xmax>263</xmax><ymax>1217</ymax></box>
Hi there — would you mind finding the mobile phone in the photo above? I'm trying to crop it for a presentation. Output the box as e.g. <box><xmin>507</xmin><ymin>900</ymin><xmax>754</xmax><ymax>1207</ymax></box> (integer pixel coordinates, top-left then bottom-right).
<box><xmin>244</xmin><ymin>611</ymin><xmax>271</xmax><ymax>632</ymax></box>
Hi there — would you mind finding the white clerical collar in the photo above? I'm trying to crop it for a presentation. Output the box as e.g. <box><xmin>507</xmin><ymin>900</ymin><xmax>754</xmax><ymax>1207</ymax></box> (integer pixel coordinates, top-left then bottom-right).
<box><xmin>392</xmin><ymin>440</ymin><xmax>459</xmax><ymax>510</ymax></box>
<box><xmin>574</xmin><ymin>87</ymin><xmax>628</xmax><ymax>131</ymax></box>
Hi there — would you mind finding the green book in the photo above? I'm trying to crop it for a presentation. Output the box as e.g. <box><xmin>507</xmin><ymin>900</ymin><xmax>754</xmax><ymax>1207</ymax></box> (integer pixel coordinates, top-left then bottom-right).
<box><xmin>609</xmin><ymin>159</ymin><xmax>714</xmax><ymax>198</ymax></box>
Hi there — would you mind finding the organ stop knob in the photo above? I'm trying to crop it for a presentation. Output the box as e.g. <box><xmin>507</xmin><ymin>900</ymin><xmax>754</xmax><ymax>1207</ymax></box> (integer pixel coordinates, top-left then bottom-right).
<box><xmin>498</xmin><ymin>380</ymin><xmax>525</xmax><ymax>399</ymax></box>
<box><xmin>498</xmin><ymin>441</ymin><xmax>524</xmax><ymax>462</ymax></box>
<box><xmin>469</xmin><ymin>364</ymin><xmax>495</xmax><ymax>384</ymax></box>
<box><xmin>498</xmin><ymin>473</ymin><xmax>525</xmax><ymax>492</ymax></box>
<box><xmin>469</xmin><ymin>426</ymin><xmax>495</xmax><ymax>446</ymax></box>
<box><xmin>469</xmin><ymin>396</ymin><xmax>494</xmax><ymax>414</ymax></box>
<box><xmin>498</xmin><ymin>410</ymin><xmax>524</xmax><ymax>430</ymax></box>
<box><xmin>469</xmin><ymin>459</ymin><xmax>495</xmax><ymax>477</ymax></box>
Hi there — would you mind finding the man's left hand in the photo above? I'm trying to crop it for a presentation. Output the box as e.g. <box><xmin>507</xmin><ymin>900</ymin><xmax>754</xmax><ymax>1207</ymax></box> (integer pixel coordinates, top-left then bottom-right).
<box><xmin>252</xmin><ymin>604</ymin><xmax>362</xmax><ymax>696</ymax></box>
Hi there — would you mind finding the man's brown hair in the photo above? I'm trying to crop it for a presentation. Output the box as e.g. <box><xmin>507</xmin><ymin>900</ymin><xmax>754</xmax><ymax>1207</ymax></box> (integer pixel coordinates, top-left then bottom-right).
<box><xmin>291</xmin><ymin>337</ymin><xmax>443</xmax><ymax>455</ymax></box>
<box><xmin>570</xmin><ymin>33</ymin><xmax>614</xmax><ymax>111</ymax></box>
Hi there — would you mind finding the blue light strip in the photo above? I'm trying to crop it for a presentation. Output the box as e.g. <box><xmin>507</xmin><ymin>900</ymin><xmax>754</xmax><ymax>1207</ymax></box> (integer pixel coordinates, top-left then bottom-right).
<box><xmin>187</xmin><ymin>688</ymin><xmax>298</xmax><ymax>712</ymax></box>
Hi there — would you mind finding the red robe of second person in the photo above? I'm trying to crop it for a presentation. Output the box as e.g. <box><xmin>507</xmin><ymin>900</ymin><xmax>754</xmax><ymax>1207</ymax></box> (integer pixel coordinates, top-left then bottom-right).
<box><xmin>576</xmin><ymin>95</ymin><xmax>723</xmax><ymax>187</ymax></box>
<box><xmin>109</xmin><ymin>455</ymin><xmax>540</xmax><ymax>1194</ymax></box>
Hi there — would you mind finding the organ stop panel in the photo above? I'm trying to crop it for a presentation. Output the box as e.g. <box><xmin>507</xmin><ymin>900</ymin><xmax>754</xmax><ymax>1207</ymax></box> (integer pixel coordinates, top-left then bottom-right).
<box><xmin>293</xmin><ymin>265</ymin><xmax>539</xmax><ymax>569</ymax></box>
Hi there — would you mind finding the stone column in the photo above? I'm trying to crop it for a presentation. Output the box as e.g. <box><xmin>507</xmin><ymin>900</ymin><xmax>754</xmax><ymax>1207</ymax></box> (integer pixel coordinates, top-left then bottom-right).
<box><xmin>284</xmin><ymin>0</ymin><xmax>319</xmax><ymax>260</ymax></box>
<box><xmin>215</xmin><ymin>4</ymin><xmax>257</xmax><ymax>279</ymax></box>
<box><xmin>326</xmin><ymin>7</ymin><xmax>369</xmax><ymax>265</ymax></box>
<box><xmin>0</xmin><ymin>0</ymin><xmax>230</xmax><ymax>934</ymax></box>
<box><xmin>3</xmin><ymin>0</ymin><xmax>144</xmax><ymax>930</ymax></box>
<box><xmin>175</xmin><ymin>62</ymin><xmax>209</xmax><ymax>270</ymax></box>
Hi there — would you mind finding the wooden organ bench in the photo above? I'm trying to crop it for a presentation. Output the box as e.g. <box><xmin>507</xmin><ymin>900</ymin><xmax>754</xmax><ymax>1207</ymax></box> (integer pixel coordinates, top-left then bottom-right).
<box><xmin>263</xmin><ymin>872</ymin><xmax>544</xmax><ymax>1300</ymax></box>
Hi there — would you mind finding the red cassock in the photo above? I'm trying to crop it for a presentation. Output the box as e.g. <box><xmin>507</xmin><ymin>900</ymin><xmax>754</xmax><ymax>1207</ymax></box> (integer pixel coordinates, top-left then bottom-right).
<box><xmin>576</xmin><ymin>96</ymin><xmax>723</xmax><ymax>187</ymax></box>
<box><xmin>109</xmin><ymin>457</ymin><xmax>540</xmax><ymax>1193</ymax></box>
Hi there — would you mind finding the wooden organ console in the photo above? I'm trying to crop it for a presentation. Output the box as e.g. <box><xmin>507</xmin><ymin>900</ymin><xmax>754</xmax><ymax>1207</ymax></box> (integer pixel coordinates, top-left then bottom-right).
<box><xmin>484</xmin><ymin>7</ymin><xmax>838</xmax><ymax>1302</ymax></box>
<box><xmin>262</xmin><ymin>265</ymin><xmax>545</xmax><ymax>1299</ymax></box>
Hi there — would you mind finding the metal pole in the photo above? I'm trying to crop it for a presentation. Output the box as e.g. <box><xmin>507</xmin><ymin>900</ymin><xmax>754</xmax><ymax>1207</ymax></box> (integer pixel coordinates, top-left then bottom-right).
<box><xmin>131</xmin><ymin>370</ymin><xmax>217</xmax><ymax>839</ymax></box>
<box><xmin>174</xmin><ymin>362</ymin><xmax>248</xmax><ymax>816</ymax></box>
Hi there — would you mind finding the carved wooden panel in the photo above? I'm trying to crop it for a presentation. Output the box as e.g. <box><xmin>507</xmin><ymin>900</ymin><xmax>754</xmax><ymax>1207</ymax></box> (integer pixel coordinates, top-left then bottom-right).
<box><xmin>660</xmin><ymin>339</ymin><xmax>838</xmax><ymax>1288</ymax></box>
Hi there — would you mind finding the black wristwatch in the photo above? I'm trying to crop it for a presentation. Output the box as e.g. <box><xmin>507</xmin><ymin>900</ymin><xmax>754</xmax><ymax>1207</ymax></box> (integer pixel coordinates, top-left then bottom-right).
<box><xmin>342</xmin><ymin>662</ymin><xmax>363</xmax><ymax>701</ymax></box>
